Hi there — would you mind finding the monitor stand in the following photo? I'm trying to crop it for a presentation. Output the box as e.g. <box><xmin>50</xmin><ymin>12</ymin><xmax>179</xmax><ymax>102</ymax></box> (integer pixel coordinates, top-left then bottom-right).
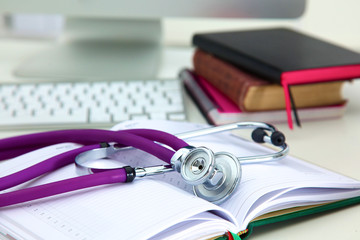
<box><xmin>14</xmin><ymin>18</ymin><xmax>162</xmax><ymax>81</ymax></box>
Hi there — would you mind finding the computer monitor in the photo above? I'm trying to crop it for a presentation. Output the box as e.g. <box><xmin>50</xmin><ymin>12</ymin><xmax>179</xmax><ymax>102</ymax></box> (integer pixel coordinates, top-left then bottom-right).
<box><xmin>0</xmin><ymin>0</ymin><xmax>306</xmax><ymax>81</ymax></box>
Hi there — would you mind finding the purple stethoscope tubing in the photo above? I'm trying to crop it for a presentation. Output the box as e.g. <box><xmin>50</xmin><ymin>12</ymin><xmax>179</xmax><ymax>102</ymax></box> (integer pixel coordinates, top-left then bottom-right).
<box><xmin>0</xmin><ymin>129</ymin><xmax>188</xmax><ymax>207</ymax></box>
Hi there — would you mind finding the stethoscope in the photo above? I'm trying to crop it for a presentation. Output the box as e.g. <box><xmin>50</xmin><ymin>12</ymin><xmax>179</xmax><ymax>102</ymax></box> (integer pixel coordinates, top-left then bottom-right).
<box><xmin>0</xmin><ymin>122</ymin><xmax>288</xmax><ymax>207</ymax></box>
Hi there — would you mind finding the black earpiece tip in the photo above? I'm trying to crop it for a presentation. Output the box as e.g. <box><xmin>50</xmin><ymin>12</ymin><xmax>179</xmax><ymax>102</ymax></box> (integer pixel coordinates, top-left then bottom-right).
<box><xmin>251</xmin><ymin>128</ymin><xmax>268</xmax><ymax>143</ymax></box>
<box><xmin>271</xmin><ymin>131</ymin><xmax>286</xmax><ymax>146</ymax></box>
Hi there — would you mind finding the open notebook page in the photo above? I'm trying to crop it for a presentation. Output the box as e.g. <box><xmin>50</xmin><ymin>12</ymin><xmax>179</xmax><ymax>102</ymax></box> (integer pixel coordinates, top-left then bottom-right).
<box><xmin>149</xmin><ymin>212</ymin><xmax>238</xmax><ymax>240</ymax></box>
<box><xmin>113</xmin><ymin>120</ymin><xmax>360</xmax><ymax>232</ymax></box>
<box><xmin>0</xmin><ymin>142</ymin><xmax>238</xmax><ymax>240</ymax></box>
<box><xmin>1</xmin><ymin>120</ymin><xmax>360</xmax><ymax>239</ymax></box>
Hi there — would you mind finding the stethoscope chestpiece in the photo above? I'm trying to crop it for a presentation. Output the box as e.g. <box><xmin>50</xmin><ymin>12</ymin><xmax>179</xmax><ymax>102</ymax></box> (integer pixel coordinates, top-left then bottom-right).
<box><xmin>171</xmin><ymin>146</ymin><xmax>216</xmax><ymax>185</ymax></box>
<box><xmin>171</xmin><ymin>147</ymin><xmax>242</xmax><ymax>204</ymax></box>
<box><xmin>193</xmin><ymin>152</ymin><xmax>241</xmax><ymax>204</ymax></box>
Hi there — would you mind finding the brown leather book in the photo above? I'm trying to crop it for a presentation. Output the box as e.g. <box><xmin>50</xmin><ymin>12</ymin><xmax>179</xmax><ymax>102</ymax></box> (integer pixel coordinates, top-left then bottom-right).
<box><xmin>193</xmin><ymin>49</ymin><xmax>346</xmax><ymax>112</ymax></box>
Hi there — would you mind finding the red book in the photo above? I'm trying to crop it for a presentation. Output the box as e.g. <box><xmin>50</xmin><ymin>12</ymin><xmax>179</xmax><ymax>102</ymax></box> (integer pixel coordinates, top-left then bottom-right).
<box><xmin>192</xmin><ymin>28</ymin><xmax>360</xmax><ymax>128</ymax></box>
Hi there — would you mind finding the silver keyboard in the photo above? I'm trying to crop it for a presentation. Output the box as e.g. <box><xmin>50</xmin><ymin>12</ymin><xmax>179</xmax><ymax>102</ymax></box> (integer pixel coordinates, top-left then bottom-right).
<box><xmin>0</xmin><ymin>79</ymin><xmax>186</xmax><ymax>129</ymax></box>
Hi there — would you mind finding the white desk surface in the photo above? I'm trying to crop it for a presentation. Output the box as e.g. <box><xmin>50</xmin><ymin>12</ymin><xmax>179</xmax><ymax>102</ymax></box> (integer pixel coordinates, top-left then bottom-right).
<box><xmin>0</xmin><ymin>38</ymin><xmax>359</xmax><ymax>240</ymax></box>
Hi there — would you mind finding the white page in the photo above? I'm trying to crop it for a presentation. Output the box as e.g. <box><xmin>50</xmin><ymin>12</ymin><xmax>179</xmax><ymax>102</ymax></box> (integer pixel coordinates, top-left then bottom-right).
<box><xmin>249</xmin><ymin>187</ymin><xmax>360</xmax><ymax>220</ymax></box>
<box><xmin>113</xmin><ymin>120</ymin><xmax>360</xmax><ymax>231</ymax></box>
<box><xmin>149</xmin><ymin>212</ymin><xmax>236</xmax><ymax>240</ymax></box>
<box><xmin>2</xmin><ymin>120</ymin><xmax>360</xmax><ymax>239</ymax></box>
<box><xmin>0</xmin><ymin>140</ymin><xmax>237</xmax><ymax>240</ymax></box>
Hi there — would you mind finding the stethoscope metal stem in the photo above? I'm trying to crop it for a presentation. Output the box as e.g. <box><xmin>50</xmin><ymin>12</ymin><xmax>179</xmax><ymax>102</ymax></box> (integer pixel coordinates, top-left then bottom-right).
<box><xmin>75</xmin><ymin>145</ymin><xmax>175</xmax><ymax>176</ymax></box>
<box><xmin>237</xmin><ymin>143</ymin><xmax>288</xmax><ymax>164</ymax></box>
<box><xmin>176</xmin><ymin>122</ymin><xmax>276</xmax><ymax>139</ymax></box>
<box><xmin>176</xmin><ymin>122</ymin><xmax>287</xmax><ymax>165</ymax></box>
<box><xmin>135</xmin><ymin>165</ymin><xmax>173</xmax><ymax>177</ymax></box>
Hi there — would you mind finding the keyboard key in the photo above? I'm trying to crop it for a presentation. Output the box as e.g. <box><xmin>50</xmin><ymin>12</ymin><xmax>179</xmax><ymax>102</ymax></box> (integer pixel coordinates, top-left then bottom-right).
<box><xmin>149</xmin><ymin>112</ymin><xmax>167</xmax><ymax>120</ymax></box>
<box><xmin>89</xmin><ymin>107</ymin><xmax>111</xmax><ymax>123</ymax></box>
<box><xmin>113</xmin><ymin>112</ymin><xmax>130</xmax><ymax>122</ymax></box>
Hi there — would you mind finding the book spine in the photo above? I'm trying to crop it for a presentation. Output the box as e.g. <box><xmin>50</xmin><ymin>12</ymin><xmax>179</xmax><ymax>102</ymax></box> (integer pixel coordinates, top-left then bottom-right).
<box><xmin>179</xmin><ymin>68</ymin><xmax>216</xmax><ymax>125</ymax></box>
<box><xmin>192</xmin><ymin>34</ymin><xmax>282</xmax><ymax>83</ymax></box>
<box><xmin>193</xmin><ymin>49</ymin><xmax>267</xmax><ymax>111</ymax></box>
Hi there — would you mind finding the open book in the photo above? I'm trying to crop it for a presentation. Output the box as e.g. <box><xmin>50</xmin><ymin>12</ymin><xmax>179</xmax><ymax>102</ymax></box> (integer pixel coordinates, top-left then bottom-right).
<box><xmin>0</xmin><ymin>120</ymin><xmax>360</xmax><ymax>240</ymax></box>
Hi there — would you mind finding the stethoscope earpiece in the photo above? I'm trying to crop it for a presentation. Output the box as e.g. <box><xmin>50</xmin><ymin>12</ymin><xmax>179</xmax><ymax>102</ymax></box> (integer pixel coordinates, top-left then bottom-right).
<box><xmin>251</xmin><ymin>128</ymin><xmax>285</xmax><ymax>146</ymax></box>
<box><xmin>270</xmin><ymin>131</ymin><xmax>286</xmax><ymax>146</ymax></box>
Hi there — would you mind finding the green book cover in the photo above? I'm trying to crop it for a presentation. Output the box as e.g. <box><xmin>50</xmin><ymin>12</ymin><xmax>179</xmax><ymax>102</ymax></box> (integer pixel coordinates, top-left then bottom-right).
<box><xmin>215</xmin><ymin>196</ymin><xmax>360</xmax><ymax>240</ymax></box>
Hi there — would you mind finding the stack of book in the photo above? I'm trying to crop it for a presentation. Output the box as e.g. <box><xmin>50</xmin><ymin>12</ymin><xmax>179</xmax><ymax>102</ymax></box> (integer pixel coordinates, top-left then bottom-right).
<box><xmin>182</xmin><ymin>28</ymin><xmax>360</xmax><ymax>128</ymax></box>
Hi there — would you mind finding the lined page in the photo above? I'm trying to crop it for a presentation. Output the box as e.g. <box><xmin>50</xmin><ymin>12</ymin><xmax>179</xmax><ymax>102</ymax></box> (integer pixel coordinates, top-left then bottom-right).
<box><xmin>114</xmin><ymin>120</ymin><xmax>360</xmax><ymax>231</ymax></box>
<box><xmin>0</xmin><ymin>141</ymin><xmax>236</xmax><ymax>240</ymax></box>
<box><xmin>2</xmin><ymin>120</ymin><xmax>360</xmax><ymax>239</ymax></box>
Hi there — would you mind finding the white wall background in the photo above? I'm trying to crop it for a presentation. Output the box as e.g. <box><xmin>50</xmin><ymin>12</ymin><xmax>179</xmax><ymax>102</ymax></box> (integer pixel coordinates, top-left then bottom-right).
<box><xmin>1</xmin><ymin>1</ymin><xmax>359</xmax><ymax>50</ymax></box>
<box><xmin>163</xmin><ymin>0</ymin><xmax>360</xmax><ymax>50</ymax></box>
